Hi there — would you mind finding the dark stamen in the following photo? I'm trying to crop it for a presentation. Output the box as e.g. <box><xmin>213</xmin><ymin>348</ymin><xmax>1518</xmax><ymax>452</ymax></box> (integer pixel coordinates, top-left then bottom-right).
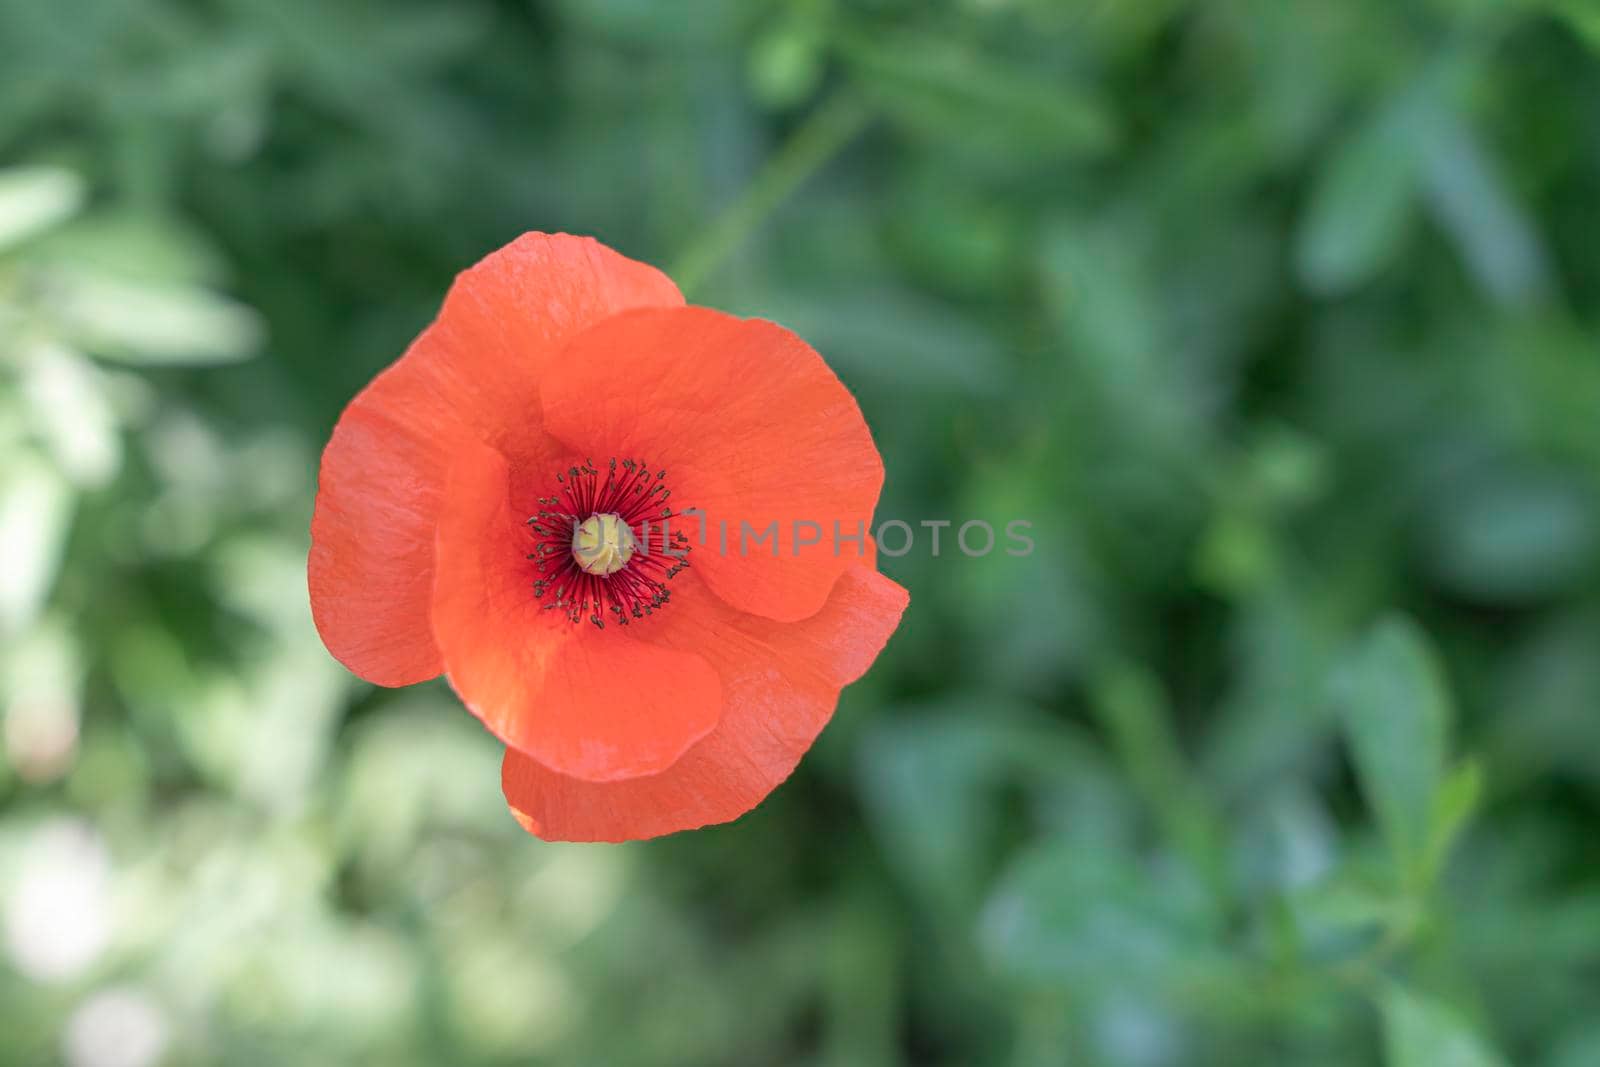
<box><xmin>523</xmin><ymin>456</ymin><xmax>692</xmax><ymax>625</ymax></box>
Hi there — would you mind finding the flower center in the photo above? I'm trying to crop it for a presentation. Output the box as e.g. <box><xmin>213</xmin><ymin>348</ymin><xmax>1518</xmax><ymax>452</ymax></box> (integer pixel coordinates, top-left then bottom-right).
<box><xmin>572</xmin><ymin>512</ymin><xmax>635</xmax><ymax>575</ymax></box>
<box><xmin>525</xmin><ymin>458</ymin><xmax>691</xmax><ymax>628</ymax></box>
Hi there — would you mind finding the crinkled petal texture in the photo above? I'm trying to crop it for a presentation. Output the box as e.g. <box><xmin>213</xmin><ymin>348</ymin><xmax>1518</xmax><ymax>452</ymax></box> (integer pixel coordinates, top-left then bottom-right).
<box><xmin>503</xmin><ymin>564</ymin><xmax>908</xmax><ymax>841</ymax></box>
<box><xmin>309</xmin><ymin>234</ymin><xmax>683</xmax><ymax>686</ymax></box>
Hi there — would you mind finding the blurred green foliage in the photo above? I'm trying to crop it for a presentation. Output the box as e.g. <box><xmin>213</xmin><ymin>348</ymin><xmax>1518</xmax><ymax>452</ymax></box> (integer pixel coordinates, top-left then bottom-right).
<box><xmin>3</xmin><ymin>0</ymin><xmax>1600</xmax><ymax>1064</ymax></box>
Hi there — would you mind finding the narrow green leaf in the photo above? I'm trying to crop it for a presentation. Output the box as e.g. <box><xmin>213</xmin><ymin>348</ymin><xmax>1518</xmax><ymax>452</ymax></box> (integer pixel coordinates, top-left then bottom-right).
<box><xmin>28</xmin><ymin>211</ymin><xmax>230</xmax><ymax>286</ymax></box>
<box><xmin>1333</xmin><ymin>617</ymin><xmax>1451</xmax><ymax>883</ymax></box>
<box><xmin>1382</xmin><ymin>986</ymin><xmax>1508</xmax><ymax>1067</ymax></box>
<box><xmin>0</xmin><ymin>166</ymin><xmax>84</xmax><ymax>252</ymax></box>
<box><xmin>1290</xmin><ymin>880</ymin><xmax>1417</xmax><ymax>941</ymax></box>
<box><xmin>43</xmin><ymin>271</ymin><xmax>262</xmax><ymax>365</ymax></box>
<box><xmin>0</xmin><ymin>452</ymin><xmax>73</xmax><ymax>632</ymax></box>
<box><xmin>838</xmin><ymin>30</ymin><xmax>1115</xmax><ymax>164</ymax></box>
<box><xmin>1091</xmin><ymin>662</ymin><xmax>1223</xmax><ymax>882</ymax></box>
<box><xmin>1296</xmin><ymin>96</ymin><xmax>1426</xmax><ymax>294</ymax></box>
<box><xmin>1422</xmin><ymin>759</ymin><xmax>1484</xmax><ymax>885</ymax></box>
<box><xmin>1419</xmin><ymin>112</ymin><xmax>1551</xmax><ymax>309</ymax></box>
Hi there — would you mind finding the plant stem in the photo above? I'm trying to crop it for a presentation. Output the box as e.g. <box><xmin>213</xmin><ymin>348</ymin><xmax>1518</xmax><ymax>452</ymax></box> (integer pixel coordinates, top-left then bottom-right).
<box><xmin>672</xmin><ymin>91</ymin><xmax>871</xmax><ymax>296</ymax></box>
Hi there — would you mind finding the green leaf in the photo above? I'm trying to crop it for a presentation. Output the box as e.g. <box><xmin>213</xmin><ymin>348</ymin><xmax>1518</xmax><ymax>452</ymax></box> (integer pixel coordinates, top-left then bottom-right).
<box><xmin>17</xmin><ymin>341</ymin><xmax>120</xmax><ymax>489</ymax></box>
<box><xmin>1419</xmin><ymin>111</ymin><xmax>1551</xmax><ymax>309</ymax></box>
<box><xmin>28</xmin><ymin>211</ymin><xmax>231</xmax><ymax>286</ymax></box>
<box><xmin>1546</xmin><ymin>0</ymin><xmax>1600</xmax><ymax>52</ymax></box>
<box><xmin>1290</xmin><ymin>880</ymin><xmax>1418</xmax><ymax>945</ymax></box>
<box><xmin>1422</xmin><ymin>468</ymin><xmax>1597</xmax><ymax>604</ymax></box>
<box><xmin>838</xmin><ymin>30</ymin><xmax>1115</xmax><ymax>165</ymax></box>
<box><xmin>1296</xmin><ymin>97</ymin><xmax>1425</xmax><ymax>295</ymax></box>
<box><xmin>1421</xmin><ymin>759</ymin><xmax>1483</xmax><ymax>884</ymax></box>
<box><xmin>980</xmin><ymin>835</ymin><xmax>1226</xmax><ymax>994</ymax></box>
<box><xmin>1333</xmin><ymin>617</ymin><xmax>1452</xmax><ymax>884</ymax></box>
<box><xmin>748</xmin><ymin>20</ymin><xmax>826</xmax><ymax>110</ymax></box>
<box><xmin>0</xmin><ymin>166</ymin><xmax>84</xmax><ymax>252</ymax></box>
<box><xmin>856</xmin><ymin>703</ymin><xmax>1115</xmax><ymax>914</ymax></box>
<box><xmin>1381</xmin><ymin>986</ymin><xmax>1508</xmax><ymax>1067</ymax></box>
<box><xmin>856</xmin><ymin>713</ymin><xmax>1017</xmax><ymax>912</ymax></box>
<box><xmin>1091</xmin><ymin>662</ymin><xmax>1223</xmax><ymax>878</ymax></box>
<box><xmin>42</xmin><ymin>270</ymin><xmax>263</xmax><ymax>365</ymax></box>
<box><xmin>0</xmin><ymin>452</ymin><xmax>72</xmax><ymax>633</ymax></box>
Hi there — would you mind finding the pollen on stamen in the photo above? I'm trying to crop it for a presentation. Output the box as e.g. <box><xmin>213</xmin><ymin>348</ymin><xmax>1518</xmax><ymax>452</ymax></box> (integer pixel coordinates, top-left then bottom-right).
<box><xmin>524</xmin><ymin>457</ymin><xmax>692</xmax><ymax>628</ymax></box>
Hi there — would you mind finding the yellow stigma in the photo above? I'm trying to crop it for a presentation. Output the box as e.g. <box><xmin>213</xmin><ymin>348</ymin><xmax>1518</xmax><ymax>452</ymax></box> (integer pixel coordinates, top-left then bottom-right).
<box><xmin>572</xmin><ymin>512</ymin><xmax>636</xmax><ymax>576</ymax></box>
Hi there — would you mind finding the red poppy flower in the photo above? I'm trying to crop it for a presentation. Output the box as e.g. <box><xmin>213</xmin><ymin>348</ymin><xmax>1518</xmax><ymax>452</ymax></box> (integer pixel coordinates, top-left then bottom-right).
<box><xmin>308</xmin><ymin>233</ymin><xmax>907</xmax><ymax>841</ymax></box>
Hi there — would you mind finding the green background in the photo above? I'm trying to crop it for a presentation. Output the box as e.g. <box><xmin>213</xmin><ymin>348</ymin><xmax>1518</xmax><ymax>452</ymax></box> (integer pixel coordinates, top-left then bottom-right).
<box><xmin>4</xmin><ymin>1</ymin><xmax>1600</xmax><ymax>1064</ymax></box>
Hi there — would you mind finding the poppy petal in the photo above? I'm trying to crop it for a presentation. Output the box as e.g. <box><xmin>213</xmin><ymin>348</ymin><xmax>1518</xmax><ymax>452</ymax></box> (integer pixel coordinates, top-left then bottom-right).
<box><xmin>307</xmin><ymin>331</ymin><xmax>462</xmax><ymax>686</ymax></box>
<box><xmin>501</xmin><ymin>564</ymin><xmax>909</xmax><ymax>841</ymax></box>
<box><xmin>539</xmin><ymin>306</ymin><xmax>883</xmax><ymax>624</ymax></box>
<box><xmin>432</xmin><ymin>438</ymin><xmax>722</xmax><ymax>782</ymax></box>
<box><xmin>309</xmin><ymin>234</ymin><xmax>682</xmax><ymax>686</ymax></box>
